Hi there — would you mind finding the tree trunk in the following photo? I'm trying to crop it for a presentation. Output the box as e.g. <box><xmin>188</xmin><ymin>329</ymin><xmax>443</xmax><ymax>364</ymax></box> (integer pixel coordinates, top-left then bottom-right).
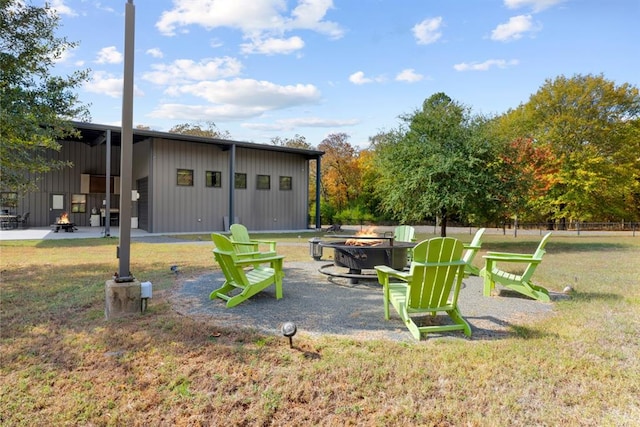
<box><xmin>440</xmin><ymin>209</ymin><xmax>447</xmax><ymax>237</ymax></box>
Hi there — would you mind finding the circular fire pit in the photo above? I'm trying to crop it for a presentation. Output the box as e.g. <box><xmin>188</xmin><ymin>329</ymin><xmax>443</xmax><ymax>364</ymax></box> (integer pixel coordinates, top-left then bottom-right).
<box><xmin>318</xmin><ymin>237</ymin><xmax>414</xmax><ymax>283</ymax></box>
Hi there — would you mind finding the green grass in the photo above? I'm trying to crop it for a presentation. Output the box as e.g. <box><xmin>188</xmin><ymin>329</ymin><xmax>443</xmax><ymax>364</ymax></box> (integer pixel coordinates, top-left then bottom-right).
<box><xmin>1</xmin><ymin>234</ymin><xmax>639</xmax><ymax>425</ymax></box>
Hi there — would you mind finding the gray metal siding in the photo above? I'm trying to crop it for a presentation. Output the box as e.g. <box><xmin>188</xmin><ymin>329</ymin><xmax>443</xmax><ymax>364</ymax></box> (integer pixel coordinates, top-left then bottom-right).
<box><xmin>151</xmin><ymin>138</ymin><xmax>229</xmax><ymax>233</ymax></box>
<box><xmin>234</xmin><ymin>148</ymin><xmax>308</xmax><ymax>230</ymax></box>
<box><xmin>150</xmin><ymin>139</ymin><xmax>310</xmax><ymax>233</ymax></box>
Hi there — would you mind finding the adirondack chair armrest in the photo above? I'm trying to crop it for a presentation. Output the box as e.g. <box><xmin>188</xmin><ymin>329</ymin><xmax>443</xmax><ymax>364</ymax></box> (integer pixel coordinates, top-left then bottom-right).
<box><xmin>234</xmin><ymin>254</ymin><xmax>284</xmax><ymax>266</ymax></box>
<box><xmin>230</xmin><ymin>240</ymin><xmax>258</xmax><ymax>247</ymax></box>
<box><xmin>252</xmin><ymin>239</ymin><xmax>277</xmax><ymax>250</ymax></box>
<box><xmin>484</xmin><ymin>251</ymin><xmax>532</xmax><ymax>258</ymax></box>
<box><xmin>463</xmin><ymin>244</ymin><xmax>481</xmax><ymax>250</ymax></box>
<box><xmin>483</xmin><ymin>254</ymin><xmax>541</xmax><ymax>263</ymax></box>
<box><xmin>374</xmin><ymin>265</ymin><xmax>412</xmax><ymax>282</ymax></box>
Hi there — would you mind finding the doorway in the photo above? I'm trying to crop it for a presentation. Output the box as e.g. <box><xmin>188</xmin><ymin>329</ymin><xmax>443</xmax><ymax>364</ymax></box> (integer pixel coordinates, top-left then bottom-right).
<box><xmin>50</xmin><ymin>194</ymin><xmax>65</xmax><ymax>224</ymax></box>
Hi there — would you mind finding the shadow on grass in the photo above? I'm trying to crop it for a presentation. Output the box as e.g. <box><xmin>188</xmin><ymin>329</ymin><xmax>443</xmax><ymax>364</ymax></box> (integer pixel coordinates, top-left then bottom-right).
<box><xmin>570</xmin><ymin>292</ymin><xmax>623</xmax><ymax>302</ymax></box>
<box><xmin>465</xmin><ymin>315</ymin><xmax>554</xmax><ymax>341</ymax></box>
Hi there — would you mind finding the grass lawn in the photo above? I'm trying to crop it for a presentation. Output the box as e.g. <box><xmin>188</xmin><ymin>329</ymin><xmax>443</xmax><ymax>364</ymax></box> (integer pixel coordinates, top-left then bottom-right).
<box><xmin>1</xmin><ymin>233</ymin><xmax>639</xmax><ymax>426</ymax></box>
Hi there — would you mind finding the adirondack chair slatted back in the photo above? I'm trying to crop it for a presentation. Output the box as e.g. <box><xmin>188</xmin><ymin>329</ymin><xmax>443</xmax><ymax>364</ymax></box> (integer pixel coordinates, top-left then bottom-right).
<box><xmin>394</xmin><ymin>225</ymin><xmax>415</xmax><ymax>243</ymax></box>
<box><xmin>229</xmin><ymin>224</ymin><xmax>257</xmax><ymax>254</ymax></box>
<box><xmin>407</xmin><ymin>238</ymin><xmax>466</xmax><ymax>310</ymax></box>
<box><xmin>462</xmin><ymin>228</ymin><xmax>486</xmax><ymax>276</ymax></box>
<box><xmin>212</xmin><ymin>233</ymin><xmax>249</xmax><ymax>287</ymax></box>
<box><xmin>229</xmin><ymin>223</ymin><xmax>277</xmax><ymax>254</ymax></box>
<box><xmin>520</xmin><ymin>232</ymin><xmax>552</xmax><ymax>282</ymax></box>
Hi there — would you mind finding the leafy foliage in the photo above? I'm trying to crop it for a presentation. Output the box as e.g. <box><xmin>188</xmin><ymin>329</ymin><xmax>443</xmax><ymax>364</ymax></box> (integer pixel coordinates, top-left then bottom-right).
<box><xmin>317</xmin><ymin>133</ymin><xmax>362</xmax><ymax>212</ymax></box>
<box><xmin>374</xmin><ymin>93</ymin><xmax>500</xmax><ymax>235</ymax></box>
<box><xmin>0</xmin><ymin>0</ymin><xmax>90</xmax><ymax>193</ymax></box>
<box><xmin>499</xmin><ymin>74</ymin><xmax>640</xmax><ymax>223</ymax></box>
<box><xmin>270</xmin><ymin>134</ymin><xmax>312</xmax><ymax>149</ymax></box>
<box><xmin>168</xmin><ymin>121</ymin><xmax>232</xmax><ymax>139</ymax></box>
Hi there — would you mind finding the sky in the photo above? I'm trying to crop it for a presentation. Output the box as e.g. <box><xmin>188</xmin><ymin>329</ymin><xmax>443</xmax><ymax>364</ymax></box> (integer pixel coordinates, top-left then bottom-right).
<box><xmin>46</xmin><ymin>0</ymin><xmax>640</xmax><ymax>148</ymax></box>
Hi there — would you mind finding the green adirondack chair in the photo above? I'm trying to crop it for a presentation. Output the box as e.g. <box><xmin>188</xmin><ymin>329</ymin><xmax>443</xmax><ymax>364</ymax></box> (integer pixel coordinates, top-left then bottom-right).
<box><xmin>375</xmin><ymin>237</ymin><xmax>471</xmax><ymax>340</ymax></box>
<box><xmin>210</xmin><ymin>233</ymin><xmax>284</xmax><ymax>307</ymax></box>
<box><xmin>462</xmin><ymin>228</ymin><xmax>486</xmax><ymax>276</ymax></box>
<box><xmin>394</xmin><ymin>225</ymin><xmax>416</xmax><ymax>264</ymax></box>
<box><xmin>480</xmin><ymin>232</ymin><xmax>552</xmax><ymax>302</ymax></box>
<box><xmin>394</xmin><ymin>225</ymin><xmax>416</xmax><ymax>242</ymax></box>
<box><xmin>229</xmin><ymin>223</ymin><xmax>277</xmax><ymax>256</ymax></box>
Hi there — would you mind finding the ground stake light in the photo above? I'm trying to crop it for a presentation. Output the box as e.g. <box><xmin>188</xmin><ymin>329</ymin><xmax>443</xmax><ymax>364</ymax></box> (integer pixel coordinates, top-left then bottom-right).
<box><xmin>281</xmin><ymin>322</ymin><xmax>297</xmax><ymax>348</ymax></box>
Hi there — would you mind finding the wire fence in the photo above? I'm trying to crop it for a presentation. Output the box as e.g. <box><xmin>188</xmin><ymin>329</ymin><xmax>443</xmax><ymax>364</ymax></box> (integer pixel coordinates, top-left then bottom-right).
<box><xmin>334</xmin><ymin>220</ymin><xmax>639</xmax><ymax>237</ymax></box>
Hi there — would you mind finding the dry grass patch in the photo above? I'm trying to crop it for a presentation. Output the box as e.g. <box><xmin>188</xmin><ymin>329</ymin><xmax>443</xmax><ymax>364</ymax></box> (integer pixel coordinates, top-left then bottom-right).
<box><xmin>1</xmin><ymin>235</ymin><xmax>639</xmax><ymax>425</ymax></box>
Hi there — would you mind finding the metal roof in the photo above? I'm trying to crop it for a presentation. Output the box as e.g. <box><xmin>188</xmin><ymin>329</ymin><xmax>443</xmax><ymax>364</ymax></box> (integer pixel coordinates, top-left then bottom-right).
<box><xmin>68</xmin><ymin>121</ymin><xmax>324</xmax><ymax>160</ymax></box>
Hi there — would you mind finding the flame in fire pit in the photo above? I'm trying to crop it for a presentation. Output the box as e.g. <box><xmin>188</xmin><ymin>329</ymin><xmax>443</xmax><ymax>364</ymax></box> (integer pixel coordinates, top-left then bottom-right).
<box><xmin>58</xmin><ymin>212</ymin><xmax>71</xmax><ymax>224</ymax></box>
<box><xmin>345</xmin><ymin>227</ymin><xmax>383</xmax><ymax>246</ymax></box>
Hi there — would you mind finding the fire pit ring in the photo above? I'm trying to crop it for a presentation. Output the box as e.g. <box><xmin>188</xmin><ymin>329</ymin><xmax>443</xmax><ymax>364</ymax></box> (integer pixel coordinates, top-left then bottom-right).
<box><xmin>318</xmin><ymin>237</ymin><xmax>414</xmax><ymax>283</ymax></box>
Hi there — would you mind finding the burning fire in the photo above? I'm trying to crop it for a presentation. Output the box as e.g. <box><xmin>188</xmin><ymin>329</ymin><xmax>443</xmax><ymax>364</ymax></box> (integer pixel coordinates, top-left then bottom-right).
<box><xmin>58</xmin><ymin>212</ymin><xmax>70</xmax><ymax>224</ymax></box>
<box><xmin>345</xmin><ymin>227</ymin><xmax>383</xmax><ymax>246</ymax></box>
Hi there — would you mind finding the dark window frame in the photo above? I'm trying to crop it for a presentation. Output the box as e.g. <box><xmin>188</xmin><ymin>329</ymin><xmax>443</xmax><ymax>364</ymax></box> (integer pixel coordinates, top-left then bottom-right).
<box><xmin>177</xmin><ymin>169</ymin><xmax>194</xmax><ymax>186</ymax></box>
<box><xmin>256</xmin><ymin>174</ymin><xmax>271</xmax><ymax>190</ymax></box>
<box><xmin>206</xmin><ymin>170</ymin><xmax>222</xmax><ymax>188</ymax></box>
<box><xmin>279</xmin><ymin>176</ymin><xmax>292</xmax><ymax>191</ymax></box>
<box><xmin>71</xmin><ymin>194</ymin><xmax>87</xmax><ymax>213</ymax></box>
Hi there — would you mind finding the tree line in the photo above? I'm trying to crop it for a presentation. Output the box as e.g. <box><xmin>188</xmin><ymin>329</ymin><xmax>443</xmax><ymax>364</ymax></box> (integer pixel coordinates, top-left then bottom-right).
<box><xmin>313</xmin><ymin>76</ymin><xmax>640</xmax><ymax>236</ymax></box>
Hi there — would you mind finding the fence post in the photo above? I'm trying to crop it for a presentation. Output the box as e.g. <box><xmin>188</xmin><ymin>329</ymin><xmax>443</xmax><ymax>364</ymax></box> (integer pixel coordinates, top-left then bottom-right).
<box><xmin>577</xmin><ymin>221</ymin><xmax>580</xmax><ymax>236</ymax></box>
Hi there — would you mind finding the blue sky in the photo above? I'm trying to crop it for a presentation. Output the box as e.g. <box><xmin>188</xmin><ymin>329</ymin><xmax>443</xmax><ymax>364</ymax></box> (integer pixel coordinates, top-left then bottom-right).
<box><xmin>47</xmin><ymin>0</ymin><xmax>640</xmax><ymax>148</ymax></box>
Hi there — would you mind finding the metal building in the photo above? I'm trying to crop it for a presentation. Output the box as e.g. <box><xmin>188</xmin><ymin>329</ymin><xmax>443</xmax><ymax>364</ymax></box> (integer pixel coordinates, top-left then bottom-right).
<box><xmin>9</xmin><ymin>122</ymin><xmax>323</xmax><ymax>233</ymax></box>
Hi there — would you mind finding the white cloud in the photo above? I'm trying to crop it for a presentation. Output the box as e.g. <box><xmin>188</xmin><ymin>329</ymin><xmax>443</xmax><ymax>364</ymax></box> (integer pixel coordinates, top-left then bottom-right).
<box><xmin>453</xmin><ymin>59</ymin><xmax>519</xmax><ymax>71</ymax></box>
<box><xmin>240</xmin><ymin>36</ymin><xmax>305</xmax><ymax>55</ymax></box>
<box><xmin>166</xmin><ymin>78</ymin><xmax>321</xmax><ymax>110</ymax></box>
<box><xmin>49</xmin><ymin>0</ymin><xmax>77</xmax><ymax>17</ymax></box>
<box><xmin>156</xmin><ymin>0</ymin><xmax>344</xmax><ymax>45</ymax></box>
<box><xmin>412</xmin><ymin>17</ymin><xmax>443</xmax><ymax>45</ymax></box>
<box><xmin>490</xmin><ymin>15</ymin><xmax>540</xmax><ymax>41</ymax></box>
<box><xmin>84</xmin><ymin>71</ymin><xmax>123</xmax><ymax>98</ymax></box>
<box><xmin>504</xmin><ymin>0</ymin><xmax>565</xmax><ymax>12</ymax></box>
<box><xmin>146</xmin><ymin>48</ymin><xmax>164</xmax><ymax>58</ymax></box>
<box><xmin>395</xmin><ymin>69</ymin><xmax>423</xmax><ymax>83</ymax></box>
<box><xmin>84</xmin><ymin>71</ymin><xmax>144</xmax><ymax>98</ymax></box>
<box><xmin>142</xmin><ymin>57</ymin><xmax>243</xmax><ymax>85</ymax></box>
<box><xmin>349</xmin><ymin>71</ymin><xmax>385</xmax><ymax>85</ymax></box>
<box><xmin>148</xmin><ymin>103</ymin><xmax>264</xmax><ymax>121</ymax></box>
<box><xmin>243</xmin><ymin>117</ymin><xmax>359</xmax><ymax>132</ymax></box>
<box><xmin>95</xmin><ymin>46</ymin><xmax>123</xmax><ymax>64</ymax></box>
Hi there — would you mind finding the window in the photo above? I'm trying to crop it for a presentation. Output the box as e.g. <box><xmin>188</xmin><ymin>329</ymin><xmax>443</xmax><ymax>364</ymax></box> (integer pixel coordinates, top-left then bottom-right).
<box><xmin>256</xmin><ymin>174</ymin><xmax>270</xmax><ymax>190</ymax></box>
<box><xmin>234</xmin><ymin>173</ymin><xmax>247</xmax><ymax>189</ymax></box>
<box><xmin>279</xmin><ymin>176</ymin><xmax>292</xmax><ymax>191</ymax></box>
<box><xmin>71</xmin><ymin>194</ymin><xmax>87</xmax><ymax>213</ymax></box>
<box><xmin>206</xmin><ymin>171</ymin><xmax>221</xmax><ymax>187</ymax></box>
<box><xmin>177</xmin><ymin>169</ymin><xmax>194</xmax><ymax>186</ymax></box>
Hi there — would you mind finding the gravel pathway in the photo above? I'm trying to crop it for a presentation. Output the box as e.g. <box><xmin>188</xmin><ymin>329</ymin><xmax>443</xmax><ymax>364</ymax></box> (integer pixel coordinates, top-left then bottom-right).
<box><xmin>171</xmin><ymin>260</ymin><xmax>562</xmax><ymax>342</ymax></box>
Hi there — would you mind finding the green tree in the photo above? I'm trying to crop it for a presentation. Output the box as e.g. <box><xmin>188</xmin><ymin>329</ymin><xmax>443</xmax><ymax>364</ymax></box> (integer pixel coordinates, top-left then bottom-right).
<box><xmin>0</xmin><ymin>0</ymin><xmax>90</xmax><ymax>193</ymax></box>
<box><xmin>375</xmin><ymin>93</ymin><xmax>499</xmax><ymax>236</ymax></box>
<box><xmin>270</xmin><ymin>134</ymin><xmax>312</xmax><ymax>149</ymax></box>
<box><xmin>500</xmin><ymin>74</ymin><xmax>640</xmax><ymax>224</ymax></box>
<box><xmin>168</xmin><ymin>121</ymin><xmax>232</xmax><ymax>139</ymax></box>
